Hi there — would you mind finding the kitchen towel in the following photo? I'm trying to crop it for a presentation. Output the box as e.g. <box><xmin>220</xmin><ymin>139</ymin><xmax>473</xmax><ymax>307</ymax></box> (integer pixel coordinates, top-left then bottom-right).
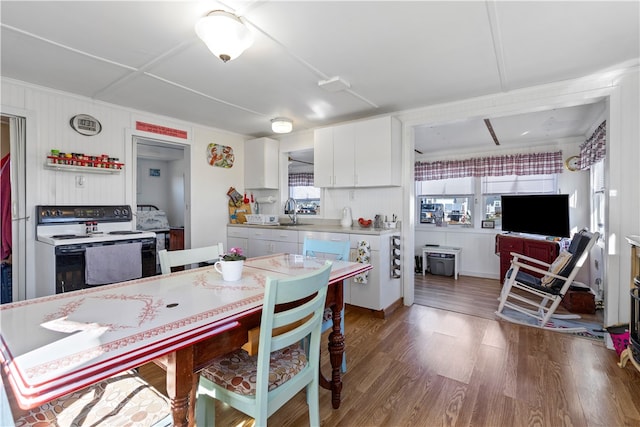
<box><xmin>353</xmin><ymin>240</ymin><xmax>370</xmax><ymax>284</ymax></box>
<box><xmin>85</xmin><ymin>242</ymin><xmax>142</xmax><ymax>285</ymax></box>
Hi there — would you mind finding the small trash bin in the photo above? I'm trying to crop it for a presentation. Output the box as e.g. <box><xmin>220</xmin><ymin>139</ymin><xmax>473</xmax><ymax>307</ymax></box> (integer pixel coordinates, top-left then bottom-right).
<box><xmin>428</xmin><ymin>253</ymin><xmax>454</xmax><ymax>277</ymax></box>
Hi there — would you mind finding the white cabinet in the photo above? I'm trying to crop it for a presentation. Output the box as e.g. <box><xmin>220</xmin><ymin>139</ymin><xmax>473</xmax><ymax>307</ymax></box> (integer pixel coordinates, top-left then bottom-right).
<box><xmin>227</xmin><ymin>226</ymin><xmax>248</xmax><ymax>254</ymax></box>
<box><xmin>226</xmin><ymin>226</ymin><xmax>402</xmax><ymax>313</ymax></box>
<box><xmin>313</xmin><ymin>127</ymin><xmax>334</xmax><ymax>188</ymax></box>
<box><xmin>354</xmin><ymin>116</ymin><xmax>401</xmax><ymax>187</ymax></box>
<box><xmin>348</xmin><ymin>234</ymin><xmax>401</xmax><ymax>311</ymax></box>
<box><xmin>244</xmin><ymin>137</ymin><xmax>279</xmax><ymax>189</ymax></box>
<box><xmin>313</xmin><ymin>116</ymin><xmax>401</xmax><ymax>188</ymax></box>
<box><xmin>244</xmin><ymin>227</ymin><xmax>298</xmax><ymax>258</ymax></box>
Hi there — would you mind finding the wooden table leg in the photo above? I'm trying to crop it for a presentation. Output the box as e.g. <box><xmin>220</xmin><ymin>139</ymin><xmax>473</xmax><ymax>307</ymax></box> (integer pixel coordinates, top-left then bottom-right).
<box><xmin>319</xmin><ymin>280</ymin><xmax>344</xmax><ymax>409</ymax></box>
<box><xmin>165</xmin><ymin>347</ymin><xmax>194</xmax><ymax>427</ymax></box>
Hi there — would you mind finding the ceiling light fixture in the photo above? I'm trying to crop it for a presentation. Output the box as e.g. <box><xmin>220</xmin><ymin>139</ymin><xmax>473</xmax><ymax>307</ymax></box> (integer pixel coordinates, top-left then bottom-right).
<box><xmin>195</xmin><ymin>10</ymin><xmax>254</xmax><ymax>63</ymax></box>
<box><xmin>271</xmin><ymin>117</ymin><xmax>293</xmax><ymax>134</ymax></box>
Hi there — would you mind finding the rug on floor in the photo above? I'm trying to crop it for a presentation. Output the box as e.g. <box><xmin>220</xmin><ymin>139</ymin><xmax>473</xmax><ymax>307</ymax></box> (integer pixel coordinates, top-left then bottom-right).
<box><xmin>499</xmin><ymin>307</ymin><xmax>605</xmax><ymax>341</ymax></box>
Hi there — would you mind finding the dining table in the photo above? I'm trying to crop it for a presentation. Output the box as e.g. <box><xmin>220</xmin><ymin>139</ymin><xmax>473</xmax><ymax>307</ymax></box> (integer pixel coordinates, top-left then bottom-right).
<box><xmin>0</xmin><ymin>252</ymin><xmax>372</xmax><ymax>426</ymax></box>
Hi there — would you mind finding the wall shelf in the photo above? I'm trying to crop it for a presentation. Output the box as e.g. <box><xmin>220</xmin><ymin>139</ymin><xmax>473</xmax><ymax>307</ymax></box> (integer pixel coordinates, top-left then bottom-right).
<box><xmin>43</xmin><ymin>162</ymin><xmax>123</xmax><ymax>174</ymax></box>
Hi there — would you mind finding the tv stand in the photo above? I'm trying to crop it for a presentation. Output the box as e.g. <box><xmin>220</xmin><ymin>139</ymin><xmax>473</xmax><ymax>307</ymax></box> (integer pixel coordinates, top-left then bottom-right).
<box><xmin>495</xmin><ymin>234</ymin><xmax>559</xmax><ymax>281</ymax></box>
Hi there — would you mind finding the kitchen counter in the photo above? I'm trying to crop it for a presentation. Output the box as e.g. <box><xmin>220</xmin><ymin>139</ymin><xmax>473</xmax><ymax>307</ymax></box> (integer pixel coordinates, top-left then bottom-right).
<box><xmin>228</xmin><ymin>222</ymin><xmax>399</xmax><ymax>236</ymax></box>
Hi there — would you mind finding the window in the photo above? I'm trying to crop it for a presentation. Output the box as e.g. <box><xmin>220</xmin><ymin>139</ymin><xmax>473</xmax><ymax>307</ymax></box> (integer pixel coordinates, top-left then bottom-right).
<box><xmin>288</xmin><ymin>174</ymin><xmax>320</xmax><ymax>215</ymax></box>
<box><xmin>417</xmin><ymin>177</ymin><xmax>473</xmax><ymax>226</ymax></box>
<box><xmin>481</xmin><ymin>174</ymin><xmax>558</xmax><ymax>227</ymax></box>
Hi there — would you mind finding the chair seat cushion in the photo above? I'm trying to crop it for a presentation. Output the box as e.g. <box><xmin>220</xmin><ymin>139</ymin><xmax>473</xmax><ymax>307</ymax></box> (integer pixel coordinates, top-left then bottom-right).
<box><xmin>15</xmin><ymin>371</ymin><xmax>170</xmax><ymax>427</ymax></box>
<box><xmin>200</xmin><ymin>343</ymin><xmax>307</xmax><ymax>396</ymax></box>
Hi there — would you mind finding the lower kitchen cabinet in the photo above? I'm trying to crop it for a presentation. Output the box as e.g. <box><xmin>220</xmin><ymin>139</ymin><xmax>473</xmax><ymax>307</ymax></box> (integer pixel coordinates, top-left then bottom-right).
<box><xmin>227</xmin><ymin>226</ymin><xmax>248</xmax><ymax>254</ymax></box>
<box><xmin>348</xmin><ymin>234</ymin><xmax>401</xmax><ymax>312</ymax></box>
<box><xmin>227</xmin><ymin>226</ymin><xmax>402</xmax><ymax>313</ymax></box>
<box><xmin>245</xmin><ymin>227</ymin><xmax>298</xmax><ymax>258</ymax></box>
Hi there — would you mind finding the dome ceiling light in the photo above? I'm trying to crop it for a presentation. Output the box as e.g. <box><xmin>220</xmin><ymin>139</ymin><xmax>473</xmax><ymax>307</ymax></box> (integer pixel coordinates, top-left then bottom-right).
<box><xmin>195</xmin><ymin>10</ymin><xmax>254</xmax><ymax>63</ymax></box>
<box><xmin>271</xmin><ymin>117</ymin><xmax>293</xmax><ymax>134</ymax></box>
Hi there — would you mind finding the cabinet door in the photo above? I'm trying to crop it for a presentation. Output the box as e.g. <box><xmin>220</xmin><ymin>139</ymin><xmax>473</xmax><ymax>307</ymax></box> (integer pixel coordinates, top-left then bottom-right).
<box><xmin>245</xmin><ymin>138</ymin><xmax>279</xmax><ymax>189</ymax></box>
<box><xmin>354</xmin><ymin>117</ymin><xmax>400</xmax><ymax>187</ymax></box>
<box><xmin>247</xmin><ymin>238</ymin><xmax>270</xmax><ymax>258</ymax></box>
<box><xmin>313</xmin><ymin>128</ymin><xmax>334</xmax><ymax>187</ymax></box>
<box><xmin>332</xmin><ymin>123</ymin><xmax>355</xmax><ymax>187</ymax></box>
<box><xmin>524</xmin><ymin>240</ymin><xmax>559</xmax><ymax>278</ymax></box>
<box><xmin>272</xmin><ymin>240</ymin><xmax>298</xmax><ymax>255</ymax></box>
<box><xmin>169</xmin><ymin>228</ymin><xmax>184</xmax><ymax>251</ymax></box>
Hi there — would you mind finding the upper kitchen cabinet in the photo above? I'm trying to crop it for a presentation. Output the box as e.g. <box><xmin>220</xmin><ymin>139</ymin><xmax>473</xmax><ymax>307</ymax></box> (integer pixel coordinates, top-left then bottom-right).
<box><xmin>313</xmin><ymin>116</ymin><xmax>401</xmax><ymax>188</ymax></box>
<box><xmin>244</xmin><ymin>137</ymin><xmax>279</xmax><ymax>189</ymax></box>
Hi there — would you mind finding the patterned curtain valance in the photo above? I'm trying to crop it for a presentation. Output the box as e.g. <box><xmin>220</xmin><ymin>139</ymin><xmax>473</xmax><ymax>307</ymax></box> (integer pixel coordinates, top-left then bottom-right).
<box><xmin>579</xmin><ymin>120</ymin><xmax>606</xmax><ymax>170</ymax></box>
<box><xmin>289</xmin><ymin>173</ymin><xmax>314</xmax><ymax>187</ymax></box>
<box><xmin>415</xmin><ymin>151</ymin><xmax>563</xmax><ymax>181</ymax></box>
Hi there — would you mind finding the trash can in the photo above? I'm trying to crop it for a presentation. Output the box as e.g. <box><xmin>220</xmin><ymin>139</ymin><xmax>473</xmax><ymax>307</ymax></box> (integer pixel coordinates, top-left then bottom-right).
<box><xmin>428</xmin><ymin>253</ymin><xmax>454</xmax><ymax>277</ymax></box>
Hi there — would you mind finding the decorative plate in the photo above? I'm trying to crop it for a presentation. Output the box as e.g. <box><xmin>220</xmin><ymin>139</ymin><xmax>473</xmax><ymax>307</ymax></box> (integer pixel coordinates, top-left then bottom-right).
<box><xmin>207</xmin><ymin>143</ymin><xmax>234</xmax><ymax>168</ymax></box>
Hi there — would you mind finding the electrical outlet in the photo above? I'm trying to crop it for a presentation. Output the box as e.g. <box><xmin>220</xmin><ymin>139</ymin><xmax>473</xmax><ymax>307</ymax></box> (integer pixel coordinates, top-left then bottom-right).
<box><xmin>75</xmin><ymin>175</ymin><xmax>85</xmax><ymax>188</ymax></box>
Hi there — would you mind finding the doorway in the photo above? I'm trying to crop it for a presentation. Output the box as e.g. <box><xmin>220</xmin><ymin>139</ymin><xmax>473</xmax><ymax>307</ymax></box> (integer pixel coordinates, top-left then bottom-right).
<box><xmin>133</xmin><ymin>137</ymin><xmax>189</xmax><ymax>249</ymax></box>
<box><xmin>1</xmin><ymin>114</ymin><xmax>27</xmax><ymax>303</ymax></box>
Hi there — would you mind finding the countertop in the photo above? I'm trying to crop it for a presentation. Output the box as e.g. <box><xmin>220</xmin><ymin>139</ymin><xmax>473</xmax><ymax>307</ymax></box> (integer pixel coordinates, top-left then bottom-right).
<box><xmin>228</xmin><ymin>222</ymin><xmax>400</xmax><ymax>236</ymax></box>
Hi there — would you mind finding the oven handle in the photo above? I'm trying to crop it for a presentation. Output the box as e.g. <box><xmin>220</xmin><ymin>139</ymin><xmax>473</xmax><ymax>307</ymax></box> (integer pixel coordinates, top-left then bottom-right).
<box><xmin>55</xmin><ymin>238</ymin><xmax>156</xmax><ymax>255</ymax></box>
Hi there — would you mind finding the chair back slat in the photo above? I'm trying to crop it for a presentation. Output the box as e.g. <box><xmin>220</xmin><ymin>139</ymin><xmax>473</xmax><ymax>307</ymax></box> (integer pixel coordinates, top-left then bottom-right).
<box><xmin>158</xmin><ymin>243</ymin><xmax>224</xmax><ymax>274</ymax></box>
<box><xmin>258</xmin><ymin>261</ymin><xmax>331</xmax><ymax>355</ymax></box>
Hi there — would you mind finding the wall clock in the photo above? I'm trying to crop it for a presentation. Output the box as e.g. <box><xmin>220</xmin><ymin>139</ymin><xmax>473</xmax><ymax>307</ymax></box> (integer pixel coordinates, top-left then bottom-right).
<box><xmin>70</xmin><ymin>114</ymin><xmax>102</xmax><ymax>136</ymax></box>
<box><xmin>564</xmin><ymin>155</ymin><xmax>580</xmax><ymax>171</ymax></box>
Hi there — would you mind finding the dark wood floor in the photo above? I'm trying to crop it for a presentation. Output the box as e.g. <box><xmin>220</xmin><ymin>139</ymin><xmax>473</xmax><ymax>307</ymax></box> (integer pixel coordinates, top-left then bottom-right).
<box><xmin>135</xmin><ymin>274</ymin><xmax>638</xmax><ymax>426</ymax></box>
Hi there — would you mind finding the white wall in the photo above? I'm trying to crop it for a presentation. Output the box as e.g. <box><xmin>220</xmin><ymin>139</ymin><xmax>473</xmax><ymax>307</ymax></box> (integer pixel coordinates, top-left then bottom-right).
<box><xmin>1</xmin><ymin>78</ymin><xmax>247</xmax><ymax>298</ymax></box>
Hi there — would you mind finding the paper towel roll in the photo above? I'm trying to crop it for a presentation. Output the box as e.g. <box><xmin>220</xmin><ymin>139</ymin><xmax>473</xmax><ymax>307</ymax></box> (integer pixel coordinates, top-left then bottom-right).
<box><xmin>256</xmin><ymin>196</ymin><xmax>276</xmax><ymax>204</ymax></box>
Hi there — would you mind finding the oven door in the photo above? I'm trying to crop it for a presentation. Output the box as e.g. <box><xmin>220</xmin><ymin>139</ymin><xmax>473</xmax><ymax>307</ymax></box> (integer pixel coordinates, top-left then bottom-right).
<box><xmin>55</xmin><ymin>237</ymin><xmax>156</xmax><ymax>294</ymax></box>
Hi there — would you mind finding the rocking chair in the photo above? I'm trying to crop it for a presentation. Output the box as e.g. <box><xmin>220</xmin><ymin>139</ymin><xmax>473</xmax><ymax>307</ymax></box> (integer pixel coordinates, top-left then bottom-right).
<box><xmin>495</xmin><ymin>229</ymin><xmax>599</xmax><ymax>332</ymax></box>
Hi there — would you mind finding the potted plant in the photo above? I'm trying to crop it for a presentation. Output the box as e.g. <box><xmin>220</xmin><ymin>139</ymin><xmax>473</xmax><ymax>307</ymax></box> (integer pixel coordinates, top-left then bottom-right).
<box><xmin>215</xmin><ymin>247</ymin><xmax>246</xmax><ymax>281</ymax></box>
<box><xmin>222</xmin><ymin>247</ymin><xmax>246</xmax><ymax>262</ymax></box>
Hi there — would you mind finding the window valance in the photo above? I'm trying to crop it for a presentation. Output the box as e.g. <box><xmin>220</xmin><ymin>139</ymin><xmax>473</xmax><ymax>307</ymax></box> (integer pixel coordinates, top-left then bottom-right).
<box><xmin>289</xmin><ymin>173</ymin><xmax>314</xmax><ymax>186</ymax></box>
<box><xmin>415</xmin><ymin>151</ymin><xmax>563</xmax><ymax>181</ymax></box>
<box><xmin>578</xmin><ymin>120</ymin><xmax>606</xmax><ymax>170</ymax></box>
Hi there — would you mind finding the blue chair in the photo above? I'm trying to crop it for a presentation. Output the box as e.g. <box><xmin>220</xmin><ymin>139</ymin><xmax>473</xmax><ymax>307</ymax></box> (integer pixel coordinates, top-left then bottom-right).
<box><xmin>195</xmin><ymin>262</ymin><xmax>332</xmax><ymax>426</ymax></box>
<box><xmin>301</xmin><ymin>237</ymin><xmax>350</xmax><ymax>372</ymax></box>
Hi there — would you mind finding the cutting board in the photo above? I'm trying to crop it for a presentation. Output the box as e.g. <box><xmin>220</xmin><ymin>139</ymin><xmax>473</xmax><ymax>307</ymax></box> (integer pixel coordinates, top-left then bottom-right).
<box><xmin>229</xmin><ymin>202</ymin><xmax>252</xmax><ymax>224</ymax></box>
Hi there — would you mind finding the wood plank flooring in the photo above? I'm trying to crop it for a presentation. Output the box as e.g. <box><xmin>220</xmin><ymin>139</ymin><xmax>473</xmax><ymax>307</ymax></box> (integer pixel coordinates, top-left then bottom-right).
<box><xmin>413</xmin><ymin>272</ymin><xmax>603</xmax><ymax>324</ymax></box>
<box><xmin>135</xmin><ymin>275</ymin><xmax>637</xmax><ymax>426</ymax></box>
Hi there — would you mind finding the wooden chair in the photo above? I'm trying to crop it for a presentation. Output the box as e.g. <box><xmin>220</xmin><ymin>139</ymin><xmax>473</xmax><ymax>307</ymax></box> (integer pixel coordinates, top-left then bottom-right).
<box><xmin>495</xmin><ymin>229</ymin><xmax>599</xmax><ymax>332</ymax></box>
<box><xmin>195</xmin><ymin>261</ymin><xmax>332</xmax><ymax>426</ymax></box>
<box><xmin>302</xmin><ymin>237</ymin><xmax>350</xmax><ymax>372</ymax></box>
<box><xmin>157</xmin><ymin>243</ymin><xmax>224</xmax><ymax>275</ymax></box>
<box><xmin>8</xmin><ymin>370</ymin><xmax>172</xmax><ymax>427</ymax></box>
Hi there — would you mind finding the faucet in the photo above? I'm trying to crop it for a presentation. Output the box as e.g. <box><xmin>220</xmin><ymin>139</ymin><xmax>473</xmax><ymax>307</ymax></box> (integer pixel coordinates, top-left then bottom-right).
<box><xmin>284</xmin><ymin>197</ymin><xmax>298</xmax><ymax>224</ymax></box>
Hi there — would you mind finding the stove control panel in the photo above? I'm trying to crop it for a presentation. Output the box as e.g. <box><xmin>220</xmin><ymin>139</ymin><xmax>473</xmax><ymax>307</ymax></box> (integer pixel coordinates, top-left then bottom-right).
<box><xmin>37</xmin><ymin>205</ymin><xmax>132</xmax><ymax>224</ymax></box>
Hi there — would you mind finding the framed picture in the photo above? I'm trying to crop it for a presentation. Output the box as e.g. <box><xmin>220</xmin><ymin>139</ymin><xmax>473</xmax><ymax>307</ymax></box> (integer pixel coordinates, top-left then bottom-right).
<box><xmin>481</xmin><ymin>220</ymin><xmax>495</xmax><ymax>229</ymax></box>
<box><xmin>149</xmin><ymin>168</ymin><xmax>160</xmax><ymax>177</ymax></box>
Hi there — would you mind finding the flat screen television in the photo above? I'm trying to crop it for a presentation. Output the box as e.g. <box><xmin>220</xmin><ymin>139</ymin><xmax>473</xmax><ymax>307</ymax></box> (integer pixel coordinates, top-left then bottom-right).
<box><xmin>500</xmin><ymin>194</ymin><xmax>570</xmax><ymax>238</ymax></box>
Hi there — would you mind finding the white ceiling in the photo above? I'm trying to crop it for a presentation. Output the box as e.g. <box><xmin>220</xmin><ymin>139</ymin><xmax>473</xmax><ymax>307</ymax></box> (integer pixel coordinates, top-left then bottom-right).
<box><xmin>1</xmin><ymin>1</ymin><xmax>638</xmax><ymax>155</ymax></box>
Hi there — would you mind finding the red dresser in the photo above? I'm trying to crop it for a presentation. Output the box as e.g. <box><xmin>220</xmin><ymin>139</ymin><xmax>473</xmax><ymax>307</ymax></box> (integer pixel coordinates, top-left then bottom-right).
<box><xmin>495</xmin><ymin>234</ymin><xmax>559</xmax><ymax>281</ymax></box>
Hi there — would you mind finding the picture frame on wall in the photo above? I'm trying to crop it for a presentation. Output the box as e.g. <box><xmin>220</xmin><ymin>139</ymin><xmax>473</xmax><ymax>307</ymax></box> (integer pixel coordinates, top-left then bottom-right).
<box><xmin>481</xmin><ymin>220</ymin><xmax>495</xmax><ymax>229</ymax></box>
<box><xmin>149</xmin><ymin>168</ymin><xmax>160</xmax><ymax>177</ymax></box>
